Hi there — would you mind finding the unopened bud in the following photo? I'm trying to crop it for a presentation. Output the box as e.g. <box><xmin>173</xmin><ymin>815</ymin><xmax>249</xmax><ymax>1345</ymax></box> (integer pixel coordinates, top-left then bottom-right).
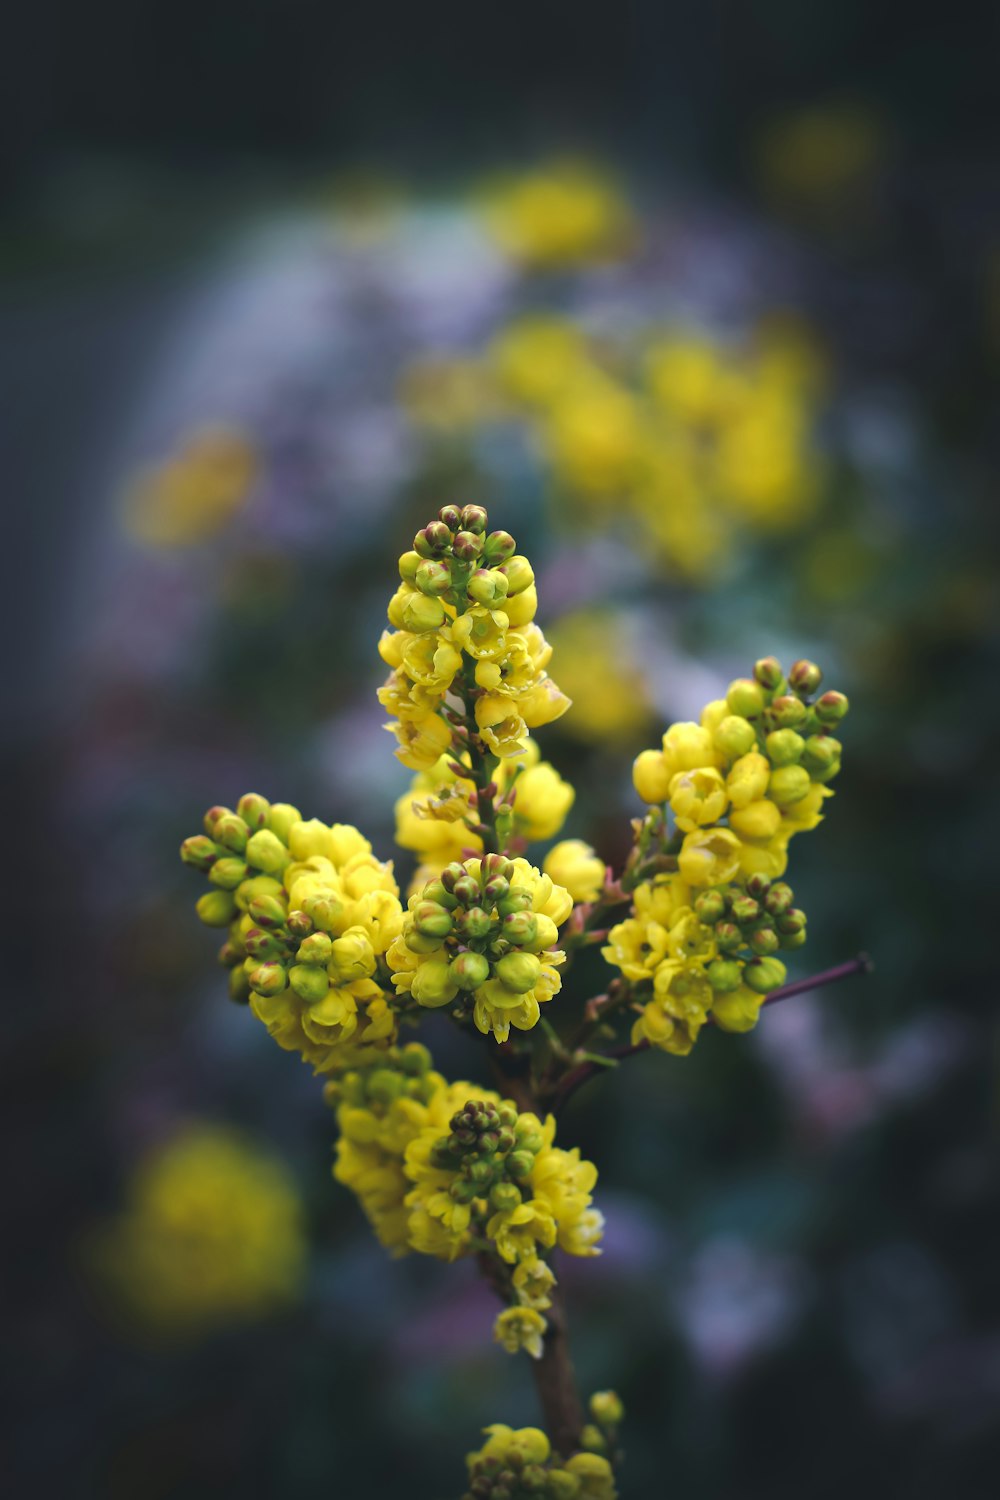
<box><xmin>744</xmin><ymin>956</ymin><xmax>788</xmax><ymax>994</ymax></box>
<box><xmin>495</xmin><ymin>951</ymin><xmax>542</xmax><ymax>993</ymax></box>
<box><xmin>245</xmin><ymin>926</ymin><xmax>282</xmax><ymax>960</ymax></box>
<box><xmin>249</xmin><ymin>961</ymin><xmax>287</xmax><ymax>996</ymax></box>
<box><xmin>286</xmin><ymin>909</ymin><xmax>313</xmax><ymax>938</ymax></box>
<box><xmin>196</xmin><ymin>890</ymin><xmax>237</xmax><ymax>927</ymax></box>
<box><xmin>502</xmin><ymin>911</ymin><xmax>538</xmax><ymax>945</ymax></box>
<box><xmin>715</xmin><ymin>921</ymin><xmax>743</xmax><ymax>952</ymax></box>
<box><xmin>749</xmin><ymin>925</ymin><xmax>780</xmax><ymax>956</ymax></box>
<box><xmin>714</xmin><ymin>715</ymin><xmax>757</xmax><ymax>759</ymax></box>
<box><xmin>766</xmin><ymin>729</ymin><xmax>804</xmax><ymax>766</ymax></box>
<box><xmin>300</xmin><ymin>893</ymin><xmax>342</xmax><ymax>932</ymax></box>
<box><xmin>401</xmin><ymin>592</ymin><xmax>446</xmax><ymax>632</ymax></box>
<box><xmin>726</xmin><ymin>678</ymin><xmax>765</xmax><ymax>718</ymax></box>
<box><xmin>248</xmin><ymin>893</ymin><xmax>287</xmax><ymax>929</ymax></box>
<box><xmin>440</xmin><ymin>862</ymin><xmax>467</xmax><ymax>893</ymax></box>
<box><xmin>801</xmin><ymin>734</ymin><xmax>842</xmax><ymax>774</ymax></box>
<box><xmin>482</xmin><ymin>528</ymin><xmax>516</xmax><ymax>562</ymax></box>
<box><xmin>498</xmin><ymin>554</ymin><xmax>533</xmax><ymax>594</ymax></box>
<box><xmin>590</xmin><ymin>1390</ymin><xmax>625</xmax><ymax>1428</ymax></box>
<box><xmin>228</xmin><ymin>967</ymin><xmax>251</xmax><ymax>1004</ymax></box>
<box><xmin>208</xmin><ymin>856</ymin><xmax>248</xmax><ymax>890</ymax></box>
<box><xmin>497</xmin><ymin>887</ymin><xmax>533</xmax><ymax>917</ymax></box>
<box><xmin>744</xmin><ymin>873</ymin><xmax>771</xmax><ymax>900</ymax></box>
<box><xmin>768</xmin><ymin>764</ymin><xmax>811</xmax><ymax>806</ymax></box>
<box><xmin>452</xmin><ymin>951</ymin><xmax>491</xmax><ymax>989</ymax></box>
<box><xmin>288</xmin><ymin>964</ymin><xmax>330</xmax><ymax>1002</ymax></box>
<box><xmin>789</xmin><ymin>659</ymin><xmax>822</xmax><ymax>697</ymax></box>
<box><xmin>438</xmin><ymin>503</ymin><xmax>463</xmax><ymax>530</ymax></box>
<box><xmin>815</xmin><ymin>690</ymin><xmax>849</xmax><ymax>725</ymax></box>
<box><xmin>181</xmin><ymin>834</ymin><xmax>221</xmax><ymax>870</ymax></box>
<box><xmin>776</xmin><ymin>907</ymin><xmax>806</xmax><ymax>934</ymax></box>
<box><xmin>483</xmin><ymin>875</ymin><xmax>510</xmax><ymax>904</ymax></box>
<box><xmin>770</xmin><ymin>694</ymin><xmax>808</xmax><ymax>728</ymax></box>
<box><xmin>452</xmin><ymin>875</ymin><xmax>481</xmax><ymax>907</ymax></box>
<box><xmin>730</xmin><ymin>895</ymin><xmax>760</xmax><ymax>925</ymax></box>
<box><xmin>707</xmin><ymin>959</ymin><xmax>743</xmax><ymax>992</ymax></box>
<box><xmin>506</xmin><ymin>1150</ymin><xmax>535</xmax><ymax>1180</ymax></box>
<box><xmin>297</xmin><ymin>932</ymin><xmax>332</xmax><ymax>965</ymax></box>
<box><xmin>203</xmin><ymin>805</ymin><xmax>233</xmax><ymax>836</ymax></box>
<box><xmin>414</xmin><ymin>901</ymin><xmax>454</xmax><ymax>937</ymax></box>
<box><xmin>754</xmin><ymin>656</ymin><xmax>784</xmax><ymax>691</ymax></box>
<box><xmin>410</xmin><ymin>959</ymin><xmax>460</xmax><ymax>1007</ymax></box>
<box><xmin>780</xmin><ymin>927</ymin><xmax>807</xmax><ymax>948</ymax></box>
<box><xmin>457</xmin><ymin>906</ymin><xmax>492</xmax><ymax>940</ymax></box>
<box><xmin>421</xmin><ymin>879</ymin><xmax>458</xmax><ymax>910</ymax></box>
<box><xmin>489</xmin><ymin>1181</ymin><xmax>522</xmax><ymax>1212</ymax></box>
<box><xmin>397</xmin><ymin>549</ymin><xmax>421</xmax><ymax>580</ymax></box>
<box><xmin>467</xmin><ymin>567</ymin><xmax>509</xmax><ymax>606</ymax></box>
<box><xmin>245</xmin><ymin>829</ymin><xmax>290</xmax><ymax>874</ymax></box>
<box><xmin>452</xmin><ymin>529</ymin><xmax>483</xmax><ymax>561</ymax></box>
<box><xmin>237</xmin><ymin>792</ymin><xmax>271</xmax><ymax>829</ymax></box>
<box><xmin>694</xmin><ymin>890</ymin><xmax>726</xmax><ymax>923</ymax></box>
<box><xmin>581</xmin><ymin>1425</ymin><xmax>607</xmax><ymax>1455</ymax></box>
<box><xmin>764</xmin><ymin>882</ymin><xmax>794</xmax><ymax>916</ymax></box>
<box><xmin>213</xmin><ymin>814</ymin><xmax>249</xmax><ymax>854</ymax></box>
<box><xmin>415</xmin><ymin>558</ymin><xmax>453</xmax><ymax>596</ymax></box>
<box><xmin>460</xmin><ymin>504</ymin><xmax>489</xmax><ymax>535</ymax></box>
<box><xmin>267</xmin><ymin>803</ymin><xmax>302</xmax><ymax>844</ymax></box>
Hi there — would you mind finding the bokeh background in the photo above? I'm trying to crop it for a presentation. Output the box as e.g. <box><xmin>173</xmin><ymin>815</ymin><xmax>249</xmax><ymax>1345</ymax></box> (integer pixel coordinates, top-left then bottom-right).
<box><xmin>5</xmin><ymin>4</ymin><xmax>999</xmax><ymax>1497</ymax></box>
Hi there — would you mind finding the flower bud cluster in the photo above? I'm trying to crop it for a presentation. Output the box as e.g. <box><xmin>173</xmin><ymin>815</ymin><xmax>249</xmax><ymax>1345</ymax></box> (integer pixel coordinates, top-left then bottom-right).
<box><xmin>180</xmin><ymin>794</ymin><xmax>404</xmax><ymax>1067</ymax></box>
<box><xmin>380</xmin><ymin>503</ymin><xmax>570</xmax><ymax>771</ymax></box>
<box><xmin>386</xmin><ymin>855</ymin><xmax>573</xmax><ymax>1043</ymax></box>
<box><xmin>463</xmin><ymin>1422</ymin><xmax>618</xmax><ymax>1500</ymax></box>
<box><xmin>606</xmin><ymin>658</ymin><xmax>847</xmax><ymax>1051</ymax></box>
<box><xmin>394</xmin><ymin>740</ymin><xmax>576</xmax><ymax>894</ymax></box>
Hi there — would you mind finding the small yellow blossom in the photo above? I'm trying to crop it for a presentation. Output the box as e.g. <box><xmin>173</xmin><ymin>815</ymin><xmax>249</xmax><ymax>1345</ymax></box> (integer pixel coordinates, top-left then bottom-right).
<box><xmin>544</xmin><ymin>840</ymin><xmax>605</xmax><ymax>904</ymax></box>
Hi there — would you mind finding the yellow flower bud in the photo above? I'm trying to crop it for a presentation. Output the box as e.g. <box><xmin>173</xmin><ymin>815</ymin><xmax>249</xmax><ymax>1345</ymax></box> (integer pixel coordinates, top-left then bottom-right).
<box><xmin>410</xmin><ymin>959</ymin><xmax>460</xmax><ymax>1007</ymax></box>
<box><xmin>726</xmin><ymin>751</ymin><xmax>771</xmax><ymax>808</ymax></box>
<box><xmin>245</xmin><ymin>829</ymin><xmax>290</xmax><ymax>875</ymax></box>
<box><xmin>514</xmin><ymin>762</ymin><xmax>575</xmax><ymax>841</ymax></box>
<box><xmin>677</xmin><ymin>828</ymin><xmax>743</xmax><ymax>886</ymax></box>
<box><xmin>768</xmin><ymin>764</ymin><xmax>812</xmax><ymax>806</ymax></box>
<box><xmin>713</xmin><ymin>714</ymin><xmax>757</xmax><ymax>760</ymax></box>
<box><xmin>633</xmin><ymin>748</ymin><xmax>671</xmax><ymax>804</ymax></box>
<box><xmin>543</xmin><ymin>840</ymin><xmax>604</xmax><ymax>903</ymax></box>
<box><xmin>503</xmin><ymin>582</ymin><xmax>538</xmax><ymax>626</ymax></box>
<box><xmin>267</xmin><ymin>803</ymin><xmax>302</xmax><ymax>843</ymax></box>
<box><xmin>662</xmin><ymin>721</ymin><xmax>719</xmax><ymax>776</ymax></box>
<box><xmin>494</xmin><ymin>951</ymin><xmax>542</xmax><ymax>993</ymax></box>
<box><xmin>728</xmin><ymin>798</ymin><xmax>782</xmax><ymax>841</ymax></box>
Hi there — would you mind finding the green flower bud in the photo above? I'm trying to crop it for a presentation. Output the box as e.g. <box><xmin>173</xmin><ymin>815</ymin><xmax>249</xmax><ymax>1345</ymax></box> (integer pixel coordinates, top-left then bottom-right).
<box><xmin>497</xmin><ymin>887</ymin><xmax>533</xmax><ymax>916</ymax></box>
<box><xmin>776</xmin><ymin>907</ymin><xmax>806</xmax><ymax>934</ymax></box>
<box><xmin>495</xmin><ymin>951</ymin><xmax>542</xmax><ymax>993</ymax></box>
<box><xmin>815</xmin><ymin>690</ymin><xmax>849</xmax><ymax>725</ymax></box>
<box><xmin>467</xmin><ymin>567</ymin><xmax>510</xmax><ymax>606</ymax></box>
<box><xmin>779</xmin><ymin>927</ymin><xmax>808</xmax><ymax>948</ymax></box>
<box><xmin>425</xmin><ymin>519</ymin><xmax>453</xmax><ymax>550</ymax></box>
<box><xmin>181</xmin><ymin>834</ymin><xmax>221</xmax><ymax>870</ymax></box>
<box><xmin>789</xmin><ymin>659</ymin><xmax>822</xmax><ymax>697</ymax></box>
<box><xmin>237</xmin><ymin>792</ymin><xmax>271</xmax><ymax>829</ymax></box>
<box><xmin>506</xmin><ymin>1150</ymin><xmax>535</xmax><ymax>1180</ymax></box>
<box><xmin>218</xmin><ymin>939</ymin><xmax>243</xmax><ymax>967</ymax></box>
<box><xmin>482</xmin><ymin>528</ymin><xmax>516</xmax><ymax>562</ymax></box>
<box><xmin>590</xmin><ymin>1390</ymin><xmax>625</xmax><ymax>1428</ymax></box>
<box><xmin>419</xmin><ymin>879</ymin><xmax>458</xmax><ymax>910</ymax></box>
<box><xmin>196</xmin><ymin>890</ymin><xmax>237</xmax><ymax>927</ymax></box>
<box><xmin>412</xmin><ymin>527</ymin><xmax>436</xmax><ymax>559</ymax></box>
<box><xmin>228</xmin><ymin>966</ymin><xmax>251</xmax><ymax>1004</ymax></box>
<box><xmin>714</xmin><ymin>714</ymin><xmax>758</xmax><ymax>759</ymax></box>
<box><xmin>753</xmin><ymin>656</ymin><xmax>784</xmax><ymax>691</ymax></box>
<box><xmin>764</xmin><ymin>882</ymin><xmax>794</xmax><ymax>916</ymax></box>
<box><xmin>405</xmin><ymin>928</ymin><xmax>445</xmax><ymax>955</ymax></box>
<box><xmin>767</xmin><ymin>764</ymin><xmax>811</xmax><ymax>806</ymax></box>
<box><xmin>438</xmin><ymin>503</ymin><xmax>463</xmax><ymax>530</ymax></box>
<box><xmin>801</xmin><ymin>734</ymin><xmax>842</xmax><ymax>774</ymax></box>
<box><xmin>730</xmin><ymin>895</ymin><xmax>760</xmax><ymax>925</ymax></box>
<box><xmin>460</xmin><ymin>504</ymin><xmax>489</xmax><ymax>535</ymax></box>
<box><xmin>300</xmin><ymin>893</ymin><xmax>343</xmax><ymax>932</ymax></box>
<box><xmin>694</xmin><ymin>890</ymin><xmax>727</xmax><ymax>923</ymax></box>
<box><xmin>245</xmin><ymin>829</ymin><xmax>290</xmax><ymax>874</ymax></box>
<box><xmin>749</xmin><ymin>925</ymin><xmax>780</xmax><ymax>956</ymax></box>
<box><xmin>499</xmin><ymin>554</ymin><xmax>534</xmax><ymax>594</ymax></box>
<box><xmin>249</xmin><ymin>961</ymin><xmax>287</xmax><ymax>996</ymax></box>
<box><xmin>452</xmin><ymin>529</ymin><xmax>484</xmax><ymax>562</ymax></box>
<box><xmin>410</xmin><ymin>959</ymin><xmax>460</xmax><ymax>1007</ymax></box>
<box><xmin>289</xmin><ymin>964</ymin><xmax>330</xmax><ymax>1002</ymax></box>
<box><xmin>496</xmin><ymin>1127</ymin><xmax>516</xmax><ymax>1153</ymax></box>
<box><xmin>744</xmin><ymin>873</ymin><xmax>771</xmax><ymax>901</ymax></box>
<box><xmin>707</xmin><ymin>958</ymin><xmax>743</xmax><ymax>992</ymax></box>
<box><xmin>213</xmin><ymin>813</ymin><xmax>250</xmax><ymax>854</ymax></box>
<box><xmin>812</xmin><ymin>756</ymin><xmax>842</xmax><ymax>784</ymax></box>
<box><xmin>400</xmin><ymin>1043</ymin><xmax>433</xmax><ymax>1075</ymax></box>
<box><xmin>482</xmin><ymin>853</ymin><xmax>514</xmax><ymax>881</ymax></box>
<box><xmin>267</xmin><ymin>803</ymin><xmax>302</xmax><ymax>843</ymax></box>
<box><xmin>467</xmin><ymin>1158</ymin><xmax>495</xmax><ymax>1185</ymax></box>
<box><xmin>771</xmin><ymin>694</ymin><xmax>808</xmax><ymax>728</ymax></box>
<box><xmin>744</xmin><ymin>956</ymin><xmax>788</xmax><ymax>994</ymax></box>
<box><xmin>549</xmin><ymin>1473</ymin><xmax>582</xmax><ymax>1500</ymax></box>
<box><xmin>208</xmin><ymin>856</ymin><xmax>248</xmax><ymax>890</ymax></box>
<box><xmin>715</xmin><ymin>921</ymin><xmax>743</xmax><ymax>952</ymax></box>
<box><xmin>726</xmin><ymin>678</ymin><xmax>765</xmax><ymax>718</ymax></box>
<box><xmin>483</xmin><ymin>875</ymin><xmax>510</xmax><ymax>904</ymax></box>
<box><xmin>502</xmin><ymin>911</ymin><xmax>539</xmax><ymax>945</ymax></box>
<box><xmin>286</xmin><ymin>909</ymin><xmax>313</xmax><ymax>938</ymax></box>
<box><xmin>581</xmin><ymin>1425</ymin><xmax>607</xmax><ymax>1454</ymax></box>
<box><xmin>297</xmin><ymin>932</ymin><xmax>332</xmax><ymax>966</ymax></box>
<box><xmin>398</xmin><ymin>549</ymin><xmax>421</xmax><ymax>581</ymax></box>
<box><xmin>366</xmin><ymin>1068</ymin><xmax>405</xmax><ymax>1104</ymax></box>
<box><xmin>452</xmin><ymin>951</ymin><xmax>491</xmax><ymax>990</ymax></box>
<box><xmin>203</xmin><ymin>804</ymin><xmax>234</xmax><ymax>836</ymax></box>
<box><xmin>413</xmin><ymin>901</ymin><xmax>454</xmax><ymax>938</ymax></box>
<box><xmin>415</xmin><ymin>559</ymin><xmax>453</xmax><ymax>597</ymax></box>
<box><xmin>248</xmin><ymin>893</ymin><xmax>288</xmax><ymax>929</ymax></box>
<box><xmin>766</xmin><ymin>729</ymin><xmax>804</xmax><ymax>766</ymax></box>
<box><xmin>449</xmin><ymin>1175</ymin><xmax>480</xmax><ymax>1204</ymax></box>
<box><xmin>457</xmin><ymin>906</ymin><xmax>493</xmax><ymax>940</ymax></box>
<box><xmin>451</xmin><ymin>875</ymin><xmax>481</xmax><ymax>907</ymax></box>
<box><xmin>245</xmin><ymin>927</ymin><xmax>282</xmax><ymax>960</ymax></box>
<box><xmin>498</xmin><ymin>1102</ymin><xmax>519</xmax><ymax>1129</ymax></box>
<box><xmin>439</xmin><ymin>862</ymin><xmax>467</xmax><ymax>892</ymax></box>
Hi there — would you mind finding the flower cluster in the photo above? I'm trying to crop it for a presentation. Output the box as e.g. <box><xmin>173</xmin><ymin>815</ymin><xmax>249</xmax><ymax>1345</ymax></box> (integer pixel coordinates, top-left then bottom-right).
<box><xmin>380</xmin><ymin>503</ymin><xmax>569</xmax><ymax>773</ymax></box>
<box><xmin>92</xmin><ymin>1125</ymin><xmax>304</xmax><ymax>1335</ymax></box>
<box><xmin>387</xmin><ymin>854</ymin><xmax>572</xmax><ymax>1043</ymax></box>
<box><xmin>181</xmin><ymin>794</ymin><xmax>404</xmax><ymax>1067</ymax></box>
<box><xmin>463</xmin><ymin>1405</ymin><xmax>620</xmax><ymax>1500</ymax></box>
<box><xmin>124</xmin><ymin>424</ymin><xmax>257</xmax><ymax>548</ymax></box>
<box><xmin>403</xmin><ymin>316</ymin><xmax>825</xmax><ymax>584</ymax></box>
<box><xmin>326</xmin><ymin>1048</ymin><xmax>602</xmax><ymax>1347</ymax></box>
<box><xmin>605</xmin><ymin>656</ymin><xmax>849</xmax><ymax>1052</ymax></box>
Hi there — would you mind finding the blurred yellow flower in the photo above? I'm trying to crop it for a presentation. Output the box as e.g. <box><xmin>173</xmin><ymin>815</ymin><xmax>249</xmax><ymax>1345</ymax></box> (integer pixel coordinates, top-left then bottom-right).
<box><xmin>123</xmin><ymin>426</ymin><xmax>257</xmax><ymax>548</ymax></box>
<box><xmin>480</xmin><ymin>160</ymin><xmax>634</xmax><ymax>269</ymax></box>
<box><xmin>546</xmin><ymin>612</ymin><xmax>653</xmax><ymax>745</ymax></box>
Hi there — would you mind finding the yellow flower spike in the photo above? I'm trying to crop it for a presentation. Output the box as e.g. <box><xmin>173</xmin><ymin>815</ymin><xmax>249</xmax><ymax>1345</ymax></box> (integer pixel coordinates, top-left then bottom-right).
<box><xmin>544</xmin><ymin>841</ymin><xmax>605</xmax><ymax>904</ymax></box>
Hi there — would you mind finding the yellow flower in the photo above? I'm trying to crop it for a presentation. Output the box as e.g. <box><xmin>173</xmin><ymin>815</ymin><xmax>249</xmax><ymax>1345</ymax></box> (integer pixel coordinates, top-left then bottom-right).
<box><xmin>545</xmin><ymin>376</ymin><xmax>644</xmax><ymax>495</ymax></box>
<box><xmin>388</xmin><ymin>710</ymin><xmax>454</xmax><ymax>770</ymax></box>
<box><xmin>728</xmin><ymin>798</ymin><xmax>782</xmax><ymax>841</ymax></box>
<box><xmin>396</xmin><ymin>355</ymin><xmax>495</xmax><ymax>432</ymax></box>
<box><xmin>563</xmin><ymin>1451</ymin><xmax>618</xmax><ymax>1499</ymax></box>
<box><xmin>633</xmin><ymin>875</ymin><xmax>692</xmax><ymax>927</ymax></box>
<box><xmin>633</xmin><ymin>748</ymin><xmax>672</xmax><ymax>804</ymax></box>
<box><xmin>666</xmin><ymin>910</ymin><xmax>717</xmax><ymax>966</ymax></box>
<box><xmin>661</xmin><ymin>722</ymin><xmax>721</xmax><ymax>778</ymax></box>
<box><xmin>544</xmin><ymin>840</ymin><xmax>604</xmax><ymax>903</ymax></box>
<box><xmin>451</xmin><ymin>604</ymin><xmax>509</xmax><ymax>661</ymax></box>
<box><xmin>123</xmin><ymin>426</ymin><xmax>257</xmax><ymax>549</ymax></box>
<box><xmin>400</xmin><ymin>631</ymin><xmax>463</xmax><ymax>694</ymax></box>
<box><xmin>512</xmin><ymin>1256</ymin><xmax>556</xmax><ymax>1309</ymax></box>
<box><xmin>491</xmin><ymin>316</ymin><xmax>591</xmax><ymax>407</ymax></box>
<box><xmin>518</xmin><ymin>676</ymin><xmax>572</xmax><ymax>729</ymax></box>
<box><xmin>512</xmin><ymin>757</ymin><xmax>576</xmax><ymax>842</ymax></box>
<box><xmin>474</xmin><ymin>696</ymin><xmax>529</xmax><ymax>758</ymax></box>
<box><xmin>494</xmin><ymin>1305</ymin><xmax>548</xmax><ymax>1358</ymax></box>
<box><xmin>726</xmin><ymin>751</ymin><xmax>771</xmax><ymax>809</ymax></box>
<box><xmin>677</xmin><ymin>827</ymin><xmax>743</xmax><ymax>886</ymax></box>
<box><xmin>548</xmin><ymin>612</ymin><xmax>653</xmax><ymax>746</ymax></box>
<box><xmin>711</xmin><ymin>983</ymin><xmax>764</xmax><ymax>1033</ymax></box>
<box><xmin>480</xmin><ymin>160</ymin><xmax>633</xmax><ymax>269</ymax></box>
<box><xmin>470</xmin><ymin>1425</ymin><xmax>551</xmax><ymax>1469</ymax></box>
<box><xmin>602</xmin><ymin>918</ymin><xmax>670</xmax><ymax>982</ymax></box>
<box><xmin>487</xmin><ymin>1200</ymin><xmax>558</xmax><ymax>1264</ymax></box>
<box><xmin>668</xmin><ymin>766</ymin><xmax>729</xmax><ymax>830</ymax></box>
